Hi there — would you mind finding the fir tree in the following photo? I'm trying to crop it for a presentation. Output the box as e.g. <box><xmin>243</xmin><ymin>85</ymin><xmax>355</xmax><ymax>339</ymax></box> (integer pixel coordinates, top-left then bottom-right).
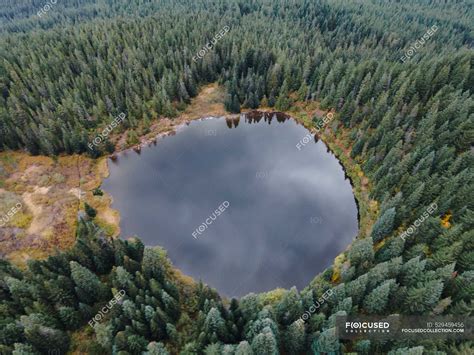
<box><xmin>371</xmin><ymin>208</ymin><xmax>396</xmax><ymax>243</ymax></box>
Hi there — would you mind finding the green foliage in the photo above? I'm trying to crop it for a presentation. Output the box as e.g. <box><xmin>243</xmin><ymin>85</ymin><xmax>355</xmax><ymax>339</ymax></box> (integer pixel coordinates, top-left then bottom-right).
<box><xmin>92</xmin><ymin>187</ymin><xmax>104</xmax><ymax>196</ymax></box>
<box><xmin>204</xmin><ymin>308</ymin><xmax>228</xmax><ymax>343</ymax></box>
<box><xmin>400</xmin><ymin>256</ymin><xmax>427</xmax><ymax>287</ymax></box>
<box><xmin>388</xmin><ymin>346</ymin><xmax>424</xmax><ymax>355</ymax></box>
<box><xmin>348</xmin><ymin>238</ymin><xmax>374</xmax><ymax>267</ymax></box>
<box><xmin>275</xmin><ymin>287</ymin><xmax>304</xmax><ymax>326</ymax></box>
<box><xmin>311</xmin><ymin>327</ymin><xmax>341</xmax><ymax>354</ymax></box>
<box><xmin>376</xmin><ymin>237</ymin><xmax>405</xmax><ymax>262</ymax></box>
<box><xmin>145</xmin><ymin>342</ymin><xmax>170</xmax><ymax>355</ymax></box>
<box><xmin>283</xmin><ymin>320</ymin><xmax>305</xmax><ymax>354</ymax></box>
<box><xmin>250</xmin><ymin>327</ymin><xmax>278</xmax><ymax>355</ymax></box>
<box><xmin>354</xmin><ymin>340</ymin><xmax>371</xmax><ymax>355</ymax></box>
<box><xmin>404</xmin><ymin>279</ymin><xmax>444</xmax><ymax>314</ymax></box>
<box><xmin>0</xmin><ymin>0</ymin><xmax>472</xmax><ymax>354</ymax></box>
<box><xmin>21</xmin><ymin>314</ymin><xmax>70</xmax><ymax>355</ymax></box>
<box><xmin>142</xmin><ymin>248</ymin><xmax>166</xmax><ymax>282</ymax></box>
<box><xmin>84</xmin><ymin>203</ymin><xmax>97</xmax><ymax>218</ymax></box>
<box><xmin>12</xmin><ymin>343</ymin><xmax>39</xmax><ymax>355</ymax></box>
<box><xmin>235</xmin><ymin>341</ymin><xmax>253</xmax><ymax>355</ymax></box>
<box><xmin>70</xmin><ymin>261</ymin><xmax>103</xmax><ymax>303</ymax></box>
<box><xmin>363</xmin><ymin>279</ymin><xmax>398</xmax><ymax>314</ymax></box>
<box><xmin>371</xmin><ymin>208</ymin><xmax>396</xmax><ymax>243</ymax></box>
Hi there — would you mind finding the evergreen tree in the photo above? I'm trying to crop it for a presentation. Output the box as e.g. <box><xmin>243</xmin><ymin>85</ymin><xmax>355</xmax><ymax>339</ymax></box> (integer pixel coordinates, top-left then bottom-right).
<box><xmin>283</xmin><ymin>320</ymin><xmax>305</xmax><ymax>354</ymax></box>
<box><xmin>145</xmin><ymin>342</ymin><xmax>170</xmax><ymax>355</ymax></box>
<box><xmin>275</xmin><ymin>80</ymin><xmax>292</xmax><ymax>111</ymax></box>
<box><xmin>363</xmin><ymin>279</ymin><xmax>397</xmax><ymax>314</ymax></box>
<box><xmin>204</xmin><ymin>307</ymin><xmax>228</xmax><ymax>343</ymax></box>
<box><xmin>371</xmin><ymin>208</ymin><xmax>396</xmax><ymax>243</ymax></box>
<box><xmin>70</xmin><ymin>261</ymin><xmax>103</xmax><ymax>303</ymax></box>
<box><xmin>275</xmin><ymin>287</ymin><xmax>304</xmax><ymax>326</ymax></box>
<box><xmin>311</xmin><ymin>328</ymin><xmax>340</xmax><ymax>354</ymax></box>
<box><xmin>250</xmin><ymin>327</ymin><xmax>278</xmax><ymax>355</ymax></box>
<box><xmin>84</xmin><ymin>203</ymin><xmax>97</xmax><ymax>219</ymax></box>
<box><xmin>404</xmin><ymin>279</ymin><xmax>444</xmax><ymax>314</ymax></box>
<box><xmin>348</xmin><ymin>238</ymin><xmax>374</xmax><ymax>267</ymax></box>
<box><xmin>235</xmin><ymin>341</ymin><xmax>253</xmax><ymax>355</ymax></box>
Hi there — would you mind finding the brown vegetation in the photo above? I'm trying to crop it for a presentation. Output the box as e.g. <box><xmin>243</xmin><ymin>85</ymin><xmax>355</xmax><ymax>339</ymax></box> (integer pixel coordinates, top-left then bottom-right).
<box><xmin>1</xmin><ymin>84</ymin><xmax>376</xmax><ymax>274</ymax></box>
<box><xmin>0</xmin><ymin>153</ymin><xmax>117</xmax><ymax>267</ymax></box>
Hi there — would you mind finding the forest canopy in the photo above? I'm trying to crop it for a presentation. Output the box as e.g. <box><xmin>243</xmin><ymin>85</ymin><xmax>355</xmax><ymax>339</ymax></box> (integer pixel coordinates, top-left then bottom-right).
<box><xmin>0</xmin><ymin>0</ymin><xmax>472</xmax><ymax>155</ymax></box>
<box><xmin>0</xmin><ymin>0</ymin><xmax>473</xmax><ymax>354</ymax></box>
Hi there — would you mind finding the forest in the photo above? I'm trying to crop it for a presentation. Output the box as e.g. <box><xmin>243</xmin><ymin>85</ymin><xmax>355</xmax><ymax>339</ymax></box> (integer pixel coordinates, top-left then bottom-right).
<box><xmin>0</xmin><ymin>0</ymin><xmax>473</xmax><ymax>354</ymax></box>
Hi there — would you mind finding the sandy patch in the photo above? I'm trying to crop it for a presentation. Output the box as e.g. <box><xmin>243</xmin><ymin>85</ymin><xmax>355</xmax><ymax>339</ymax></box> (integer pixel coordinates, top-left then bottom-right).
<box><xmin>0</xmin><ymin>153</ymin><xmax>105</xmax><ymax>266</ymax></box>
<box><xmin>69</xmin><ymin>187</ymin><xmax>85</xmax><ymax>200</ymax></box>
<box><xmin>22</xmin><ymin>186</ymin><xmax>50</xmax><ymax>235</ymax></box>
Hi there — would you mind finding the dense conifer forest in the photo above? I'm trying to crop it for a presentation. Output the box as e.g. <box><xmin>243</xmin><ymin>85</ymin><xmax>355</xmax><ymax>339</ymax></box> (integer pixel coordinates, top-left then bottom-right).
<box><xmin>0</xmin><ymin>0</ymin><xmax>473</xmax><ymax>354</ymax></box>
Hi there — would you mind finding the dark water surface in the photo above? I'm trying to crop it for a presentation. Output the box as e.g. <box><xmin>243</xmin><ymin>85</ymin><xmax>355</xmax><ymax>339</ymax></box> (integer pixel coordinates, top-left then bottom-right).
<box><xmin>102</xmin><ymin>112</ymin><xmax>358</xmax><ymax>297</ymax></box>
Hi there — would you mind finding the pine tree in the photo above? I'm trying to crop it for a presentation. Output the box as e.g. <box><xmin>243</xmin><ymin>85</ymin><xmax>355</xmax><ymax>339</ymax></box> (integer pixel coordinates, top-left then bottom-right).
<box><xmin>354</xmin><ymin>340</ymin><xmax>371</xmax><ymax>355</ymax></box>
<box><xmin>377</xmin><ymin>237</ymin><xmax>405</xmax><ymax>262</ymax></box>
<box><xmin>70</xmin><ymin>261</ymin><xmax>103</xmax><ymax>303</ymax></box>
<box><xmin>142</xmin><ymin>248</ymin><xmax>166</xmax><ymax>282</ymax></box>
<box><xmin>311</xmin><ymin>328</ymin><xmax>340</xmax><ymax>354</ymax></box>
<box><xmin>371</xmin><ymin>208</ymin><xmax>396</xmax><ymax>243</ymax></box>
<box><xmin>251</xmin><ymin>327</ymin><xmax>278</xmax><ymax>355</ymax></box>
<box><xmin>161</xmin><ymin>290</ymin><xmax>180</xmax><ymax>321</ymax></box>
<box><xmin>400</xmin><ymin>257</ymin><xmax>427</xmax><ymax>287</ymax></box>
<box><xmin>145</xmin><ymin>342</ymin><xmax>170</xmax><ymax>355</ymax></box>
<box><xmin>204</xmin><ymin>307</ymin><xmax>227</xmax><ymax>343</ymax></box>
<box><xmin>22</xmin><ymin>315</ymin><xmax>70</xmax><ymax>355</ymax></box>
<box><xmin>404</xmin><ymin>279</ymin><xmax>444</xmax><ymax>314</ymax></box>
<box><xmin>275</xmin><ymin>80</ymin><xmax>291</xmax><ymax>111</ymax></box>
<box><xmin>283</xmin><ymin>320</ymin><xmax>305</xmax><ymax>354</ymax></box>
<box><xmin>94</xmin><ymin>323</ymin><xmax>114</xmax><ymax>350</ymax></box>
<box><xmin>363</xmin><ymin>279</ymin><xmax>397</xmax><ymax>314</ymax></box>
<box><xmin>275</xmin><ymin>287</ymin><xmax>304</xmax><ymax>326</ymax></box>
<box><xmin>348</xmin><ymin>238</ymin><xmax>374</xmax><ymax>267</ymax></box>
<box><xmin>12</xmin><ymin>344</ymin><xmax>39</xmax><ymax>355</ymax></box>
<box><xmin>235</xmin><ymin>341</ymin><xmax>253</xmax><ymax>355</ymax></box>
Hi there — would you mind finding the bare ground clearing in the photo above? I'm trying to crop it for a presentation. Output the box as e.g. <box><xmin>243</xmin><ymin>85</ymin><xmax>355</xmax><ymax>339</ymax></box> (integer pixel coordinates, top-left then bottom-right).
<box><xmin>0</xmin><ymin>84</ymin><xmax>376</xmax><ymax>270</ymax></box>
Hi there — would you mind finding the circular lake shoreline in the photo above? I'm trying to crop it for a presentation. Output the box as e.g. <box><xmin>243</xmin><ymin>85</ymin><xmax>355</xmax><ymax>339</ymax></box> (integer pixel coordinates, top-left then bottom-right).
<box><xmin>102</xmin><ymin>112</ymin><xmax>359</xmax><ymax>297</ymax></box>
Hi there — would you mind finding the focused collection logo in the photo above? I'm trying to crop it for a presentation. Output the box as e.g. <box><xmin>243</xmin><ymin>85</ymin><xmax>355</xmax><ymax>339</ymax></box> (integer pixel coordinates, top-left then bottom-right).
<box><xmin>336</xmin><ymin>315</ymin><xmax>472</xmax><ymax>340</ymax></box>
<box><xmin>344</xmin><ymin>321</ymin><xmax>391</xmax><ymax>333</ymax></box>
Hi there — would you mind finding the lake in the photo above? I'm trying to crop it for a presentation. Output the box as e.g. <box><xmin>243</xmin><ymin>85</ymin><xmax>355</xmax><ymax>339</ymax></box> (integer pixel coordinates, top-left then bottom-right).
<box><xmin>102</xmin><ymin>112</ymin><xmax>358</xmax><ymax>297</ymax></box>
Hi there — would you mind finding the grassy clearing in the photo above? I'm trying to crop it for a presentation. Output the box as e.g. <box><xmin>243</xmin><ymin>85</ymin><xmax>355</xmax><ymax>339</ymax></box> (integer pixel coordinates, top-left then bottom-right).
<box><xmin>1</xmin><ymin>84</ymin><xmax>377</xmax><ymax>282</ymax></box>
<box><xmin>0</xmin><ymin>152</ymin><xmax>117</xmax><ymax>267</ymax></box>
<box><xmin>0</xmin><ymin>84</ymin><xmax>226</xmax><ymax>267</ymax></box>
